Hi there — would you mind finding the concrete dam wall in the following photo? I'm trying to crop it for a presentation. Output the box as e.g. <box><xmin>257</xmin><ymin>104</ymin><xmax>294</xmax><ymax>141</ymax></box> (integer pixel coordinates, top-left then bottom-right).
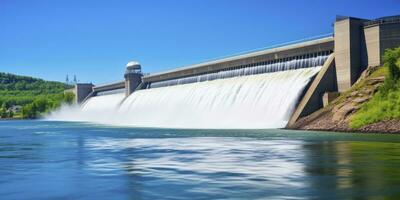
<box><xmin>66</xmin><ymin>15</ymin><xmax>400</xmax><ymax>129</ymax></box>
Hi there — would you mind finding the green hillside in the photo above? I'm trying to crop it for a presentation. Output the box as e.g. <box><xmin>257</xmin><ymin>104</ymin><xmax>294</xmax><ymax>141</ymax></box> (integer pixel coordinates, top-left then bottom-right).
<box><xmin>350</xmin><ymin>47</ymin><xmax>400</xmax><ymax>129</ymax></box>
<box><xmin>0</xmin><ymin>72</ymin><xmax>74</xmax><ymax>119</ymax></box>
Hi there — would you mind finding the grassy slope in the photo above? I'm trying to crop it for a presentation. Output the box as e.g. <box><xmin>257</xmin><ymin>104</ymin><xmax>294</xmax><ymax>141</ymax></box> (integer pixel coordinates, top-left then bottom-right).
<box><xmin>350</xmin><ymin>69</ymin><xmax>400</xmax><ymax>129</ymax></box>
<box><xmin>336</xmin><ymin>66</ymin><xmax>386</xmax><ymax>105</ymax></box>
<box><xmin>350</xmin><ymin>47</ymin><xmax>400</xmax><ymax>130</ymax></box>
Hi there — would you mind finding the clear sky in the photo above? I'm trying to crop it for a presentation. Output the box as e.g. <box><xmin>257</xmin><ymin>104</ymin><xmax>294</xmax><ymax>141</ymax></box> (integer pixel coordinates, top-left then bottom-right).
<box><xmin>0</xmin><ymin>0</ymin><xmax>399</xmax><ymax>84</ymax></box>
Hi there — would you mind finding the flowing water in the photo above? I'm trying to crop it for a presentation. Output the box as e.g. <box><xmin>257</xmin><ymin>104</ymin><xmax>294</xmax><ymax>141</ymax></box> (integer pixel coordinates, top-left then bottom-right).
<box><xmin>1</xmin><ymin>120</ymin><xmax>400</xmax><ymax>199</ymax></box>
<box><xmin>49</xmin><ymin>67</ymin><xmax>321</xmax><ymax>129</ymax></box>
<box><xmin>82</xmin><ymin>92</ymin><xmax>125</xmax><ymax>113</ymax></box>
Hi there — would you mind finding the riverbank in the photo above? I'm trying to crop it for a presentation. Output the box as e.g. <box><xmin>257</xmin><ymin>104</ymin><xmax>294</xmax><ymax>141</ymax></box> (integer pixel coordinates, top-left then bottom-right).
<box><xmin>0</xmin><ymin>117</ymin><xmax>24</xmax><ymax>121</ymax></box>
<box><xmin>290</xmin><ymin>64</ymin><xmax>400</xmax><ymax>134</ymax></box>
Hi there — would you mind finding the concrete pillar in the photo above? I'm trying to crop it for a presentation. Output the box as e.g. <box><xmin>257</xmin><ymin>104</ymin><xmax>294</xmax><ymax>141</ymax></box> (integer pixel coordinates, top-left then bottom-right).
<box><xmin>334</xmin><ymin>17</ymin><xmax>367</xmax><ymax>92</ymax></box>
<box><xmin>364</xmin><ymin>25</ymin><xmax>381</xmax><ymax>67</ymax></box>
<box><xmin>322</xmin><ymin>92</ymin><xmax>340</xmax><ymax>107</ymax></box>
<box><xmin>75</xmin><ymin>83</ymin><xmax>94</xmax><ymax>104</ymax></box>
<box><xmin>125</xmin><ymin>73</ymin><xmax>142</xmax><ymax>96</ymax></box>
<box><xmin>124</xmin><ymin>61</ymin><xmax>143</xmax><ymax>96</ymax></box>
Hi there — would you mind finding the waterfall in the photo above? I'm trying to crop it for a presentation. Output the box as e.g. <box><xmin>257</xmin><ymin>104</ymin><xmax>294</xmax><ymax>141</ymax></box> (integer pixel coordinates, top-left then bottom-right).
<box><xmin>82</xmin><ymin>93</ymin><xmax>125</xmax><ymax>113</ymax></box>
<box><xmin>115</xmin><ymin>67</ymin><xmax>321</xmax><ymax>129</ymax></box>
<box><xmin>48</xmin><ymin>54</ymin><xmax>329</xmax><ymax>129</ymax></box>
<box><xmin>47</xmin><ymin>93</ymin><xmax>126</xmax><ymax>123</ymax></box>
<box><xmin>48</xmin><ymin>67</ymin><xmax>321</xmax><ymax>129</ymax></box>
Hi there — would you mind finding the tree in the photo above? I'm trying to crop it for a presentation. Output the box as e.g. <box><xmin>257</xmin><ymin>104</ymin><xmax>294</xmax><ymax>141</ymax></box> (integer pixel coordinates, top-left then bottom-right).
<box><xmin>22</xmin><ymin>103</ymin><xmax>38</xmax><ymax>119</ymax></box>
<box><xmin>63</xmin><ymin>92</ymin><xmax>75</xmax><ymax>105</ymax></box>
<box><xmin>33</xmin><ymin>98</ymin><xmax>48</xmax><ymax>113</ymax></box>
<box><xmin>0</xmin><ymin>108</ymin><xmax>7</xmax><ymax>118</ymax></box>
<box><xmin>383</xmin><ymin>47</ymin><xmax>400</xmax><ymax>82</ymax></box>
<box><xmin>8</xmin><ymin>110</ymin><xmax>13</xmax><ymax>118</ymax></box>
<box><xmin>2</xmin><ymin>101</ymin><xmax>11</xmax><ymax>110</ymax></box>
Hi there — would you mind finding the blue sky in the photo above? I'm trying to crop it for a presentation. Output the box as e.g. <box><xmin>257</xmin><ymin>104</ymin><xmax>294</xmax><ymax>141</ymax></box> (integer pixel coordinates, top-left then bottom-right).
<box><xmin>0</xmin><ymin>0</ymin><xmax>399</xmax><ymax>84</ymax></box>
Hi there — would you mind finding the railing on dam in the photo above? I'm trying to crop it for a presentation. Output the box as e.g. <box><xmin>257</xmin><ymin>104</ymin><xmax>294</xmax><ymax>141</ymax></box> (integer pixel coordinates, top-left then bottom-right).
<box><xmin>196</xmin><ymin>33</ymin><xmax>334</xmax><ymax>63</ymax></box>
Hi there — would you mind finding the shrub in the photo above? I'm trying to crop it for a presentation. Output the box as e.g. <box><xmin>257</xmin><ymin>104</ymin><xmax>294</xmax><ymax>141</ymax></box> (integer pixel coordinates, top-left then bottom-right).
<box><xmin>384</xmin><ymin>47</ymin><xmax>400</xmax><ymax>82</ymax></box>
<box><xmin>350</xmin><ymin>47</ymin><xmax>400</xmax><ymax>129</ymax></box>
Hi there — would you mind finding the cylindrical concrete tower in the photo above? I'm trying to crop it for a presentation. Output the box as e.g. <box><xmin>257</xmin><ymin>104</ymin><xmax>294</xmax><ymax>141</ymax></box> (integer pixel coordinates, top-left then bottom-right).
<box><xmin>124</xmin><ymin>61</ymin><xmax>143</xmax><ymax>96</ymax></box>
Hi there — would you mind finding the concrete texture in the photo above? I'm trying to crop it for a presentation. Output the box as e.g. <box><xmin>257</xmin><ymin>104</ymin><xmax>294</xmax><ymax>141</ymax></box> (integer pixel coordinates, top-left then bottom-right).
<box><xmin>74</xmin><ymin>83</ymin><xmax>94</xmax><ymax>104</ymax></box>
<box><xmin>363</xmin><ymin>22</ymin><xmax>400</xmax><ymax>68</ymax></box>
<box><xmin>287</xmin><ymin>54</ymin><xmax>337</xmax><ymax>127</ymax></box>
<box><xmin>322</xmin><ymin>92</ymin><xmax>340</xmax><ymax>107</ymax></box>
<box><xmin>92</xmin><ymin>81</ymin><xmax>125</xmax><ymax>94</ymax></box>
<box><xmin>364</xmin><ymin>25</ymin><xmax>381</xmax><ymax>67</ymax></box>
<box><xmin>380</xmin><ymin>23</ymin><xmax>400</xmax><ymax>59</ymax></box>
<box><xmin>334</xmin><ymin>18</ymin><xmax>367</xmax><ymax>92</ymax></box>
<box><xmin>125</xmin><ymin>73</ymin><xmax>142</xmax><ymax>96</ymax></box>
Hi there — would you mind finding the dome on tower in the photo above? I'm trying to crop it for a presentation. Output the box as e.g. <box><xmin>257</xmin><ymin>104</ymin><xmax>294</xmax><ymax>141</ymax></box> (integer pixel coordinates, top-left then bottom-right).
<box><xmin>126</xmin><ymin>61</ymin><xmax>141</xmax><ymax>70</ymax></box>
<box><xmin>125</xmin><ymin>60</ymin><xmax>142</xmax><ymax>74</ymax></box>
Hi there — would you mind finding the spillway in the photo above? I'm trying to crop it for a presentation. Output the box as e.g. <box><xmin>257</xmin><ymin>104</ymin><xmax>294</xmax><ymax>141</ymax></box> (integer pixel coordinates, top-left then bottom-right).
<box><xmin>49</xmin><ymin>65</ymin><xmax>324</xmax><ymax>129</ymax></box>
<box><xmin>82</xmin><ymin>93</ymin><xmax>125</xmax><ymax>113</ymax></box>
<box><xmin>47</xmin><ymin>93</ymin><xmax>126</xmax><ymax>123</ymax></box>
<box><xmin>49</xmin><ymin>54</ymin><xmax>329</xmax><ymax>129</ymax></box>
<box><xmin>116</xmin><ymin>67</ymin><xmax>321</xmax><ymax>129</ymax></box>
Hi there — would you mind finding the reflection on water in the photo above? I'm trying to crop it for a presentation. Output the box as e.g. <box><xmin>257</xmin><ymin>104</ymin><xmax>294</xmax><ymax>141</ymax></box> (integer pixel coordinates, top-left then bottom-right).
<box><xmin>86</xmin><ymin>138</ymin><xmax>307</xmax><ymax>198</ymax></box>
<box><xmin>0</xmin><ymin>121</ymin><xmax>400</xmax><ymax>199</ymax></box>
<box><xmin>304</xmin><ymin>141</ymin><xmax>400</xmax><ymax>199</ymax></box>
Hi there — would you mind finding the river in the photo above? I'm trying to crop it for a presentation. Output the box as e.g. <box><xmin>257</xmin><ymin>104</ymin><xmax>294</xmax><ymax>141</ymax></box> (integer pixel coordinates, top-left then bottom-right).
<box><xmin>1</xmin><ymin>120</ymin><xmax>400</xmax><ymax>199</ymax></box>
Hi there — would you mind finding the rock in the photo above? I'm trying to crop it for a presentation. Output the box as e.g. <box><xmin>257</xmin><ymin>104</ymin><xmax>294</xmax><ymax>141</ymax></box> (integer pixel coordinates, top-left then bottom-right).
<box><xmin>352</xmin><ymin>97</ymin><xmax>369</xmax><ymax>104</ymax></box>
<box><xmin>363</xmin><ymin>88</ymin><xmax>373</xmax><ymax>95</ymax></box>
<box><xmin>359</xmin><ymin>119</ymin><xmax>400</xmax><ymax>133</ymax></box>
<box><xmin>350</xmin><ymin>91</ymin><xmax>358</xmax><ymax>96</ymax></box>
<box><xmin>332</xmin><ymin>103</ymin><xmax>345</xmax><ymax>113</ymax></box>
<box><xmin>354</xmin><ymin>66</ymin><xmax>380</xmax><ymax>85</ymax></box>
<box><xmin>332</xmin><ymin>103</ymin><xmax>358</xmax><ymax>122</ymax></box>
<box><xmin>366</xmin><ymin>77</ymin><xmax>385</xmax><ymax>85</ymax></box>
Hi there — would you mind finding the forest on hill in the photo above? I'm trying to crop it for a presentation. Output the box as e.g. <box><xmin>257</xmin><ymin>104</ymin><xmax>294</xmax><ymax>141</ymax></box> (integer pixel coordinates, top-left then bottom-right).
<box><xmin>0</xmin><ymin>72</ymin><xmax>74</xmax><ymax>119</ymax></box>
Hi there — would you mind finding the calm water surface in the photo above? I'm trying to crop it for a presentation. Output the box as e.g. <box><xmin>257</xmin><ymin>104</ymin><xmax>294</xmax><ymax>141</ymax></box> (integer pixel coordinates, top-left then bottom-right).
<box><xmin>1</xmin><ymin>120</ymin><xmax>400</xmax><ymax>199</ymax></box>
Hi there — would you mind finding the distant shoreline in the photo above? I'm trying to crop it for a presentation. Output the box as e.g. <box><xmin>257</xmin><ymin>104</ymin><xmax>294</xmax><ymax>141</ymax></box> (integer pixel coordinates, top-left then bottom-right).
<box><xmin>0</xmin><ymin>118</ymin><xmax>24</xmax><ymax>121</ymax></box>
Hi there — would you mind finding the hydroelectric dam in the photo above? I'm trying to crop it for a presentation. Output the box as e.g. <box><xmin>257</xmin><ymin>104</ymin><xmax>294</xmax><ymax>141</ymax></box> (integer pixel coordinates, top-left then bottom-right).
<box><xmin>56</xmin><ymin>15</ymin><xmax>400</xmax><ymax>129</ymax></box>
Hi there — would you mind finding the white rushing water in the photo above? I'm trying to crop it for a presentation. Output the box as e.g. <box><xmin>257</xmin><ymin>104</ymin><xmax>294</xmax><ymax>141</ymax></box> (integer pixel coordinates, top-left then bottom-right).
<box><xmin>48</xmin><ymin>67</ymin><xmax>321</xmax><ymax>129</ymax></box>
<box><xmin>48</xmin><ymin>93</ymin><xmax>126</xmax><ymax>123</ymax></box>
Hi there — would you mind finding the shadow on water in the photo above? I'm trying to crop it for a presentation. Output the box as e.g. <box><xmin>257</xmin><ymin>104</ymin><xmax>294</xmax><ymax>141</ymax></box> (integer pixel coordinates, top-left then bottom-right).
<box><xmin>0</xmin><ymin>120</ymin><xmax>400</xmax><ymax>199</ymax></box>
